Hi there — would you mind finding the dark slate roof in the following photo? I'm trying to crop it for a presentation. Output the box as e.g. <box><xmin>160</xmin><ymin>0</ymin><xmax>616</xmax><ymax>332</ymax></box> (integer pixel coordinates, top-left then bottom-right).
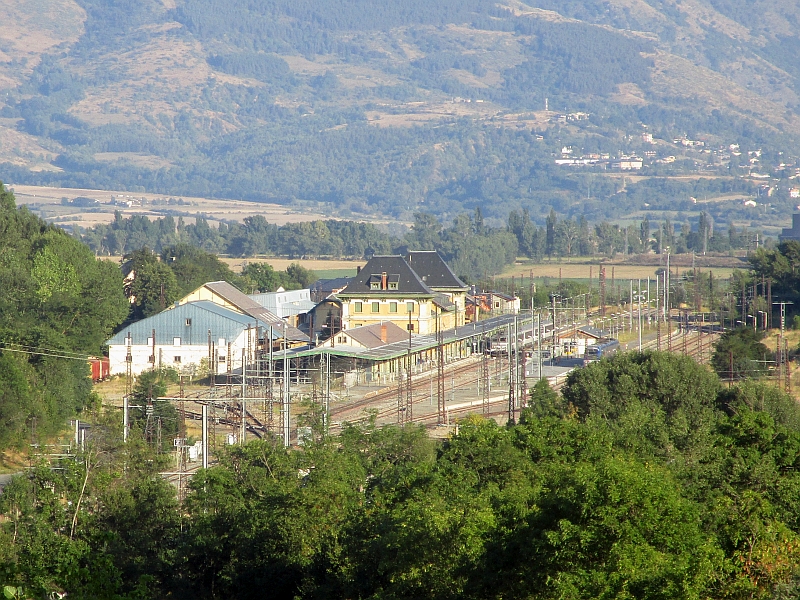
<box><xmin>346</xmin><ymin>322</ymin><xmax>409</xmax><ymax>348</ymax></box>
<box><xmin>406</xmin><ymin>251</ymin><xmax>467</xmax><ymax>289</ymax></box>
<box><xmin>338</xmin><ymin>256</ymin><xmax>434</xmax><ymax>296</ymax></box>
<box><xmin>202</xmin><ymin>281</ymin><xmax>308</xmax><ymax>341</ymax></box>
<box><xmin>310</xmin><ymin>277</ymin><xmax>352</xmax><ymax>294</ymax></box>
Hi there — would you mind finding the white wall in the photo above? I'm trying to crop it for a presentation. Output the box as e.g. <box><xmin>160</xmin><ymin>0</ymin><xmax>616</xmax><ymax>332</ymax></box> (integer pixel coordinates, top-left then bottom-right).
<box><xmin>108</xmin><ymin>330</ymin><xmax>251</xmax><ymax>377</ymax></box>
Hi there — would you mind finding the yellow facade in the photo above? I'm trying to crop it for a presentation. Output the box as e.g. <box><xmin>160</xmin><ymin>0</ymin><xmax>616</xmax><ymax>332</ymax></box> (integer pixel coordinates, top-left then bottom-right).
<box><xmin>341</xmin><ymin>297</ymin><xmax>458</xmax><ymax>335</ymax></box>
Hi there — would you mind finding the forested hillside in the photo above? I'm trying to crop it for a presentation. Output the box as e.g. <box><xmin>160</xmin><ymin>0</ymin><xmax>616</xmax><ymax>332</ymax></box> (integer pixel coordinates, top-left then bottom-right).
<box><xmin>0</xmin><ymin>183</ymin><xmax>128</xmax><ymax>449</ymax></box>
<box><xmin>1</xmin><ymin>0</ymin><xmax>800</xmax><ymax>226</ymax></box>
<box><xmin>2</xmin><ymin>353</ymin><xmax>799</xmax><ymax>598</ymax></box>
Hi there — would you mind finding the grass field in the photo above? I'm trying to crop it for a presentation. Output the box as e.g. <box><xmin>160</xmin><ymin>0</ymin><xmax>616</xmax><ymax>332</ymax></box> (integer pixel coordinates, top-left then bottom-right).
<box><xmin>219</xmin><ymin>258</ymin><xmax>364</xmax><ymax>276</ymax></box>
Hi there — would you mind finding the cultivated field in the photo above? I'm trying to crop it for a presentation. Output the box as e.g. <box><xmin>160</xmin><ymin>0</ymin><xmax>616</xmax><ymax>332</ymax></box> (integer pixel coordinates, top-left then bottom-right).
<box><xmin>8</xmin><ymin>184</ymin><xmax>331</xmax><ymax>228</ymax></box>
<box><xmin>220</xmin><ymin>258</ymin><xmax>365</xmax><ymax>278</ymax></box>
<box><xmin>500</xmin><ymin>260</ymin><xmax>739</xmax><ymax>280</ymax></box>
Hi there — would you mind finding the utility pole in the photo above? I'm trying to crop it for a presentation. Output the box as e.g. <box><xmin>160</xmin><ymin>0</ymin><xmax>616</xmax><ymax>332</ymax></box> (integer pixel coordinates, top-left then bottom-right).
<box><xmin>282</xmin><ymin>323</ymin><xmax>290</xmax><ymax>447</ymax></box>
<box><xmin>665</xmin><ymin>248</ymin><xmax>670</xmax><ymax>323</ymax></box>
<box><xmin>123</xmin><ymin>396</ymin><xmax>129</xmax><ymax>443</ymax></box>
<box><xmin>406</xmin><ymin>309</ymin><xmax>413</xmax><ymax>423</ymax></box>
<box><xmin>538</xmin><ymin>314</ymin><xmax>543</xmax><ymax>382</ymax></box>
<box><xmin>774</xmin><ymin>301</ymin><xmax>793</xmax><ymax>391</ymax></box>
<box><xmin>124</xmin><ymin>332</ymin><xmax>132</xmax><ymax>443</ymax></box>
<box><xmin>267</xmin><ymin>326</ymin><xmax>274</xmax><ymax>433</ymax></box>
<box><xmin>437</xmin><ymin>310</ymin><xmax>445</xmax><ymax>425</ymax></box>
<box><xmin>551</xmin><ymin>294</ymin><xmax>558</xmax><ymax>363</ymax></box>
<box><xmin>600</xmin><ymin>267</ymin><xmax>606</xmax><ymax>316</ymax></box>
<box><xmin>151</xmin><ymin>328</ymin><xmax>157</xmax><ymax>372</ymax></box>
<box><xmin>507</xmin><ymin>322</ymin><xmax>515</xmax><ymax>424</ymax></box>
<box><xmin>629</xmin><ymin>281</ymin><xmax>634</xmax><ymax>334</ymax></box>
<box><xmin>323</xmin><ymin>350</ymin><xmax>330</xmax><ymax>433</ymax></box>
<box><xmin>785</xmin><ymin>338</ymin><xmax>791</xmax><ymax>392</ymax></box>
<box><xmin>637</xmin><ymin>279</ymin><xmax>643</xmax><ymax>351</ymax></box>
<box><xmin>656</xmin><ymin>273</ymin><xmax>662</xmax><ymax>351</ymax></box>
<box><xmin>481</xmin><ymin>325</ymin><xmax>489</xmax><ymax>415</ymax></box>
<box><xmin>201</xmin><ymin>403</ymin><xmax>208</xmax><ymax>469</ymax></box>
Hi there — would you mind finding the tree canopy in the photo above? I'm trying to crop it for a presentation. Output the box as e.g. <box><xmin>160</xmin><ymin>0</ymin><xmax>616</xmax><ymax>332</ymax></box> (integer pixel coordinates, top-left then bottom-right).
<box><xmin>2</xmin><ymin>351</ymin><xmax>800</xmax><ymax>598</ymax></box>
<box><xmin>0</xmin><ymin>183</ymin><xmax>128</xmax><ymax>449</ymax></box>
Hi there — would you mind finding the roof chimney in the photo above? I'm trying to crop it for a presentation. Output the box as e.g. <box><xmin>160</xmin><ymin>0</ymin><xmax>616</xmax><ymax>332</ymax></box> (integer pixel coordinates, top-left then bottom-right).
<box><xmin>357</xmin><ymin>265</ymin><xmax>361</xmax><ymax>274</ymax></box>
<box><xmin>380</xmin><ymin>322</ymin><xmax>387</xmax><ymax>343</ymax></box>
<box><xmin>381</xmin><ymin>272</ymin><xmax>387</xmax><ymax>290</ymax></box>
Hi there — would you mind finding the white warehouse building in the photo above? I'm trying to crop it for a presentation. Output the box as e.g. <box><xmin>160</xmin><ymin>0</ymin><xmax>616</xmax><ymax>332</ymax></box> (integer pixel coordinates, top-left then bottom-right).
<box><xmin>107</xmin><ymin>301</ymin><xmax>262</xmax><ymax>377</ymax></box>
<box><xmin>107</xmin><ymin>281</ymin><xmax>311</xmax><ymax>378</ymax></box>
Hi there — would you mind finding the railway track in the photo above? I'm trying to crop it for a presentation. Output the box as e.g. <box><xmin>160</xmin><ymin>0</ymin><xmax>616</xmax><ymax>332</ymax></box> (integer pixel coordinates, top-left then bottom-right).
<box><xmin>332</xmin><ymin>326</ymin><xmax>720</xmax><ymax>430</ymax></box>
<box><xmin>329</xmin><ymin>355</ymin><xmax>501</xmax><ymax>423</ymax></box>
<box><xmin>172</xmin><ymin>325</ymin><xmax>721</xmax><ymax>439</ymax></box>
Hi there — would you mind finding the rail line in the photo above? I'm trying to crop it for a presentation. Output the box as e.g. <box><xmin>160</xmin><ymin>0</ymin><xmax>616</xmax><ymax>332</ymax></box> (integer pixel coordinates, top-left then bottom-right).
<box><xmin>170</xmin><ymin>324</ymin><xmax>721</xmax><ymax>439</ymax></box>
<box><xmin>332</xmin><ymin>326</ymin><xmax>720</xmax><ymax>429</ymax></box>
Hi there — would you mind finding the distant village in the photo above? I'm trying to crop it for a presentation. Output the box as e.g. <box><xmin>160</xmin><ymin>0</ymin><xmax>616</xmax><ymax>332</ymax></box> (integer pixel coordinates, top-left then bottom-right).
<box><xmin>550</xmin><ymin>113</ymin><xmax>800</xmax><ymax>204</ymax></box>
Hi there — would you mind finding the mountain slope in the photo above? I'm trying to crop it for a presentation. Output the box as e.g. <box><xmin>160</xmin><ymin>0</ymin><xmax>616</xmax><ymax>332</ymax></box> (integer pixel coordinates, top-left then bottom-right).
<box><xmin>1</xmin><ymin>0</ymin><xmax>799</xmax><ymax>225</ymax></box>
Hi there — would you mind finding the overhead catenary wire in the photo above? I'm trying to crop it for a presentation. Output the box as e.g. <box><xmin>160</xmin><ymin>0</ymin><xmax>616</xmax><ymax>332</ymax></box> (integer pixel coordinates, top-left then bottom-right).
<box><xmin>0</xmin><ymin>342</ymin><xmax>96</xmax><ymax>362</ymax></box>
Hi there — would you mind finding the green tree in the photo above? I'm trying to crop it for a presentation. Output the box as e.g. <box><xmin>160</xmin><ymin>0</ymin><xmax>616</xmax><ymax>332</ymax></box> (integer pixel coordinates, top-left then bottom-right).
<box><xmin>481</xmin><ymin>457</ymin><xmax>721</xmax><ymax>600</ymax></box>
<box><xmin>0</xmin><ymin>184</ymin><xmax>128</xmax><ymax>449</ymax></box>
<box><xmin>241</xmin><ymin>262</ymin><xmax>285</xmax><ymax>292</ymax></box>
<box><xmin>127</xmin><ymin>249</ymin><xmax>180</xmax><ymax>318</ymax></box>
<box><xmin>524</xmin><ymin>378</ymin><xmax>567</xmax><ymax>419</ymax></box>
<box><xmin>711</xmin><ymin>327</ymin><xmax>771</xmax><ymax>380</ymax></box>
<box><xmin>562</xmin><ymin>351</ymin><xmax>720</xmax><ymax>457</ymax></box>
<box><xmin>285</xmin><ymin>262</ymin><xmax>316</xmax><ymax>288</ymax></box>
<box><xmin>160</xmin><ymin>244</ymin><xmax>242</xmax><ymax>296</ymax></box>
<box><xmin>128</xmin><ymin>369</ymin><xmax>179</xmax><ymax>451</ymax></box>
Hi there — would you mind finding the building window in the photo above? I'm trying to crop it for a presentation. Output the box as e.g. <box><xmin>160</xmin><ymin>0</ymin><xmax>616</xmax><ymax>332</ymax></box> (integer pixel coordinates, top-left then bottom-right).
<box><xmin>389</xmin><ymin>282</ymin><xmax>398</xmax><ymax>290</ymax></box>
<box><xmin>185</xmin><ymin>318</ymin><xmax>192</xmax><ymax>326</ymax></box>
<box><xmin>354</xmin><ymin>302</ymin><xmax>363</xmax><ymax>313</ymax></box>
<box><xmin>173</xmin><ymin>337</ymin><xmax>181</xmax><ymax>346</ymax></box>
<box><xmin>370</xmin><ymin>282</ymin><xmax>380</xmax><ymax>290</ymax></box>
<box><xmin>389</xmin><ymin>302</ymin><xmax>398</xmax><ymax>313</ymax></box>
<box><xmin>338</xmin><ymin>336</ymin><xmax>345</xmax><ymax>343</ymax></box>
<box><xmin>371</xmin><ymin>301</ymin><xmax>380</xmax><ymax>313</ymax></box>
<box><xmin>495</xmin><ymin>302</ymin><xmax>500</xmax><ymax>308</ymax></box>
<box><xmin>219</xmin><ymin>356</ymin><xmax>226</xmax><ymax>363</ymax></box>
<box><xmin>173</xmin><ymin>356</ymin><xmax>181</xmax><ymax>363</ymax></box>
<box><xmin>407</xmin><ymin>302</ymin><xmax>415</xmax><ymax>313</ymax></box>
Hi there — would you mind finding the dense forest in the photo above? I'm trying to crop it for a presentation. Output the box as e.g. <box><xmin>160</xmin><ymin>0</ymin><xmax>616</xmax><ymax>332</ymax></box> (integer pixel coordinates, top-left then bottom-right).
<box><xmin>2</xmin><ymin>352</ymin><xmax>799</xmax><ymax>599</ymax></box>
